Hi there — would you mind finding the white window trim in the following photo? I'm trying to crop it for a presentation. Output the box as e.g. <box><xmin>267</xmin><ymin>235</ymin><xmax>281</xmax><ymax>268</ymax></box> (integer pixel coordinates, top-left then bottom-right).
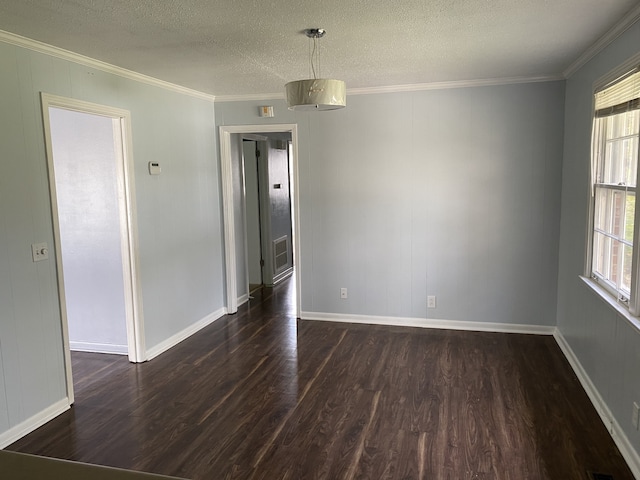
<box><xmin>584</xmin><ymin>54</ymin><xmax>640</xmax><ymax>318</ymax></box>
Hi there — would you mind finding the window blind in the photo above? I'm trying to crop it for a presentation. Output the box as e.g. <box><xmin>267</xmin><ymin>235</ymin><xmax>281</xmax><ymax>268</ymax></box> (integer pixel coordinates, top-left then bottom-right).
<box><xmin>595</xmin><ymin>67</ymin><xmax>640</xmax><ymax>118</ymax></box>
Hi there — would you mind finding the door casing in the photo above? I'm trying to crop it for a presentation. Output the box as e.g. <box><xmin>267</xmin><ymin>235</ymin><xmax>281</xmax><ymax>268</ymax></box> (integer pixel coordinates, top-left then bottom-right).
<box><xmin>41</xmin><ymin>93</ymin><xmax>146</xmax><ymax>404</ymax></box>
<box><xmin>219</xmin><ymin>124</ymin><xmax>301</xmax><ymax>316</ymax></box>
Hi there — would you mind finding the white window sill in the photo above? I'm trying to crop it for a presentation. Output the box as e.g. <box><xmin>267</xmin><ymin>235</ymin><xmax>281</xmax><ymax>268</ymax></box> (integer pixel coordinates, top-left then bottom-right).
<box><xmin>579</xmin><ymin>275</ymin><xmax>640</xmax><ymax>332</ymax></box>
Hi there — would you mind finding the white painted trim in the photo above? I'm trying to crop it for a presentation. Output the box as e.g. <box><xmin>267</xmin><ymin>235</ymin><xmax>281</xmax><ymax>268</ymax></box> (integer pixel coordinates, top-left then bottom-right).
<box><xmin>0</xmin><ymin>398</ymin><xmax>70</xmax><ymax>449</ymax></box>
<box><xmin>219</xmin><ymin>128</ymin><xmax>239</xmax><ymax>314</ymax></box>
<box><xmin>345</xmin><ymin>75</ymin><xmax>564</xmax><ymax>96</ymax></box>
<box><xmin>564</xmin><ymin>4</ymin><xmax>640</xmax><ymax>78</ymax></box>
<box><xmin>69</xmin><ymin>342</ymin><xmax>128</xmax><ymax>355</ymax></box>
<box><xmin>554</xmin><ymin>329</ymin><xmax>640</xmax><ymax>478</ymax></box>
<box><xmin>214</xmin><ymin>75</ymin><xmax>563</xmax><ymax>102</ymax></box>
<box><xmin>273</xmin><ymin>267</ymin><xmax>294</xmax><ymax>285</ymax></box>
<box><xmin>237</xmin><ymin>294</ymin><xmax>250</xmax><ymax>307</ymax></box>
<box><xmin>0</xmin><ymin>30</ymin><xmax>216</xmax><ymax>102</ymax></box>
<box><xmin>119</xmin><ymin>114</ymin><xmax>147</xmax><ymax>363</ymax></box>
<box><xmin>300</xmin><ymin>312</ymin><xmax>556</xmax><ymax>335</ymax></box>
<box><xmin>41</xmin><ymin>93</ymin><xmax>147</xmax><ymax>406</ymax></box>
<box><xmin>219</xmin><ymin>125</ymin><xmax>302</xmax><ymax>320</ymax></box>
<box><xmin>145</xmin><ymin>308</ymin><xmax>226</xmax><ymax>361</ymax></box>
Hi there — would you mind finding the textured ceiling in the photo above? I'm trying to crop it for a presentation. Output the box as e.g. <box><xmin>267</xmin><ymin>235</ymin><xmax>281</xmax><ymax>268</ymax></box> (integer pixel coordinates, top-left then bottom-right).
<box><xmin>0</xmin><ymin>0</ymin><xmax>638</xmax><ymax>98</ymax></box>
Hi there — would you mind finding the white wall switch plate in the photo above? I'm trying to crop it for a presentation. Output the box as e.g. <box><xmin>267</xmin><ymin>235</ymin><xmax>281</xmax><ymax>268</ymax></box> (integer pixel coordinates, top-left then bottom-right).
<box><xmin>633</xmin><ymin>402</ymin><xmax>639</xmax><ymax>429</ymax></box>
<box><xmin>340</xmin><ymin>288</ymin><xmax>348</xmax><ymax>299</ymax></box>
<box><xmin>31</xmin><ymin>242</ymin><xmax>49</xmax><ymax>262</ymax></box>
<box><xmin>427</xmin><ymin>295</ymin><xmax>436</xmax><ymax>308</ymax></box>
<box><xmin>148</xmin><ymin>161</ymin><xmax>161</xmax><ymax>175</ymax></box>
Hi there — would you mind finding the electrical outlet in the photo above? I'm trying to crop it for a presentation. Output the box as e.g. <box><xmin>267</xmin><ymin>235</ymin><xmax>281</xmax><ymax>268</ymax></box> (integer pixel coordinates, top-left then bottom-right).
<box><xmin>633</xmin><ymin>402</ymin><xmax>639</xmax><ymax>430</ymax></box>
<box><xmin>340</xmin><ymin>288</ymin><xmax>348</xmax><ymax>299</ymax></box>
<box><xmin>427</xmin><ymin>295</ymin><xmax>436</xmax><ymax>309</ymax></box>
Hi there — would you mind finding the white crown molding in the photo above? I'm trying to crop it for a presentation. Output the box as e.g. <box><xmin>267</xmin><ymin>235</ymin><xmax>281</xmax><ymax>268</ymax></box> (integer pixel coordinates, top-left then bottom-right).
<box><xmin>346</xmin><ymin>75</ymin><xmax>564</xmax><ymax>95</ymax></box>
<box><xmin>215</xmin><ymin>75</ymin><xmax>563</xmax><ymax>103</ymax></box>
<box><xmin>564</xmin><ymin>4</ymin><xmax>640</xmax><ymax>78</ymax></box>
<box><xmin>0</xmin><ymin>29</ymin><xmax>216</xmax><ymax>102</ymax></box>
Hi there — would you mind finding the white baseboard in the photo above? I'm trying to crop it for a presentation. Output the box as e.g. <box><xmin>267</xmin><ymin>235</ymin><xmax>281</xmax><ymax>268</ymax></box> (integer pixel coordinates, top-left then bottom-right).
<box><xmin>273</xmin><ymin>267</ymin><xmax>293</xmax><ymax>285</ymax></box>
<box><xmin>554</xmin><ymin>330</ymin><xmax>640</xmax><ymax>479</ymax></box>
<box><xmin>69</xmin><ymin>341</ymin><xmax>128</xmax><ymax>355</ymax></box>
<box><xmin>0</xmin><ymin>398</ymin><xmax>70</xmax><ymax>449</ymax></box>
<box><xmin>300</xmin><ymin>311</ymin><xmax>556</xmax><ymax>335</ymax></box>
<box><xmin>237</xmin><ymin>294</ymin><xmax>249</xmax><ymax>307</ymax></box>
<box><xmin>146</xmin><ymin>307</ymin><xmax>226</xmax><ymax>361</ymax></box>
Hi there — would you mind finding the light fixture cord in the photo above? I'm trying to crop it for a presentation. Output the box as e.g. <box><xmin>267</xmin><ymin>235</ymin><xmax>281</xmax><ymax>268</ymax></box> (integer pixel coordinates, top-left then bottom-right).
<box><xmin>308</xmin><ymin>36</ymin><xmax>312</xmax><ymax>79</ymax></box>
<box><xmin>310</xmin><ymin>35</ymin><xmax>318</xmax><ymax>79</ymax></box>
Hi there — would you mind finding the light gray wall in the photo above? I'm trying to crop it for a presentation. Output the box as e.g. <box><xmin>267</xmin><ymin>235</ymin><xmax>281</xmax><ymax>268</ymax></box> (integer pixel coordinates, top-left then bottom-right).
<box><xmin>556</xmin><ymin>21</ymin><xmax>640</xmax><ymax>450</ymax></box>
<box><xmin>49</xmin><ymin>107</ymin><xmax>128</xmax><ymax>353</ymax></box>
<box><xmin>216</xmin><ymin>80</ymin><xmax>565</xmax><ymax>325</ymax></box>
<box><xmin>0</xmin><ymin>41</ymin><xmax>224</xmax><ymax>443</ymax></box>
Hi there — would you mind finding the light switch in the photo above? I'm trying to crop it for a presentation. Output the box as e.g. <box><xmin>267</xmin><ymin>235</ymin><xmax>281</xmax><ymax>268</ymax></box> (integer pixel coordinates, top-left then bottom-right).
<box><xmin>32</xmin><ymin>242</ymin><xmax>49</xmax><ymax>262</ymax></box>
<box><xmin>148</xmin><ymin>162</ymin><xmax>161</xmax><ymax>175</ymax></box>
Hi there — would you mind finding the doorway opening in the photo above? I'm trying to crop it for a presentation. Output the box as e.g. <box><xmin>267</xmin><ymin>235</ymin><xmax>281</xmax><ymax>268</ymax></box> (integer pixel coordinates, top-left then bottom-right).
<box><xmin>242</xmin><ymin>134</ymin><xmax>295</xmax><ymax>298</ymax></box>
<box><xmin>219</xmin><ymin>125</ymin><xmax>301</xmax><ymax>317</ymax></box>
<box><xmin>242</xmin><ymin>138</ymin><xmax>265</xmax><ymax>295</ymax></box>
<box><xmin>41</xmin><ymin>94</ymin><xmax>145</xmax><ymax>404</ymax></box>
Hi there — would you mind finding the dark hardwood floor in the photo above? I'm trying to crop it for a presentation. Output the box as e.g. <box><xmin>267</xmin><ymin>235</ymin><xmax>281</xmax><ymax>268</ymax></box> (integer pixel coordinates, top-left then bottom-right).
<box><xmin>7</xmin><ymin>278</ymin><xmax>634</xmax><ymax>479</ymax></box>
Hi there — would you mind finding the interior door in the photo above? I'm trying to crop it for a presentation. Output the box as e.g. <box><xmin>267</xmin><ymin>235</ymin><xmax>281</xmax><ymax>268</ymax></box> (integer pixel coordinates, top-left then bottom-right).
<box><xmin>243</xmin><ymin>140</ymin><xmax>263</xmax><ymax>291</ymax></box>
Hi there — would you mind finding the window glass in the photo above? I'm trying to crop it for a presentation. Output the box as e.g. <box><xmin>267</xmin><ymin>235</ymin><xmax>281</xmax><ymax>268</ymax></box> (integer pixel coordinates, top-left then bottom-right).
<box><xmin>591</xmin><ymin>111</ymin><xmax>639</xmax><ymax>300</ymax></box>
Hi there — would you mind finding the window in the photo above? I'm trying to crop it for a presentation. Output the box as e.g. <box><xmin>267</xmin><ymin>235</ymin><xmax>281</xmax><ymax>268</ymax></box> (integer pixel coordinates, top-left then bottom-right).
<box><xmin>589</xmin><ymin>67</ymin><xmax>640</xmax><ymax>311</ymax></box>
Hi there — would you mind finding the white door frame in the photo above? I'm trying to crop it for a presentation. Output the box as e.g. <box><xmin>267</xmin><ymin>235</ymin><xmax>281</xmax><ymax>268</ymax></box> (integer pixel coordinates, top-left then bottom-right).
<box><xmin>219</xmin><ymin>124</ymin><xmax>301</xmax><ymax>316</ymax></box>
<box><xmin>41</xmin><ymin>93</ymin><xmax>146</xmax><ymax>403</ymax></box>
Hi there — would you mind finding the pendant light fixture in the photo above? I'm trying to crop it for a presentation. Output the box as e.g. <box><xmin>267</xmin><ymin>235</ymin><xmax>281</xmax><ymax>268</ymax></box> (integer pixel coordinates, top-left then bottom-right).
<box><xmin>285</xmin><ymin>28</ymin><xmax>346</xmax><ymax>111</ymax></box>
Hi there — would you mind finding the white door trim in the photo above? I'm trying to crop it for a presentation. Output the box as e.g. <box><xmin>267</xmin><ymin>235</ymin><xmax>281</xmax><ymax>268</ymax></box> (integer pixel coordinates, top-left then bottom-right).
<box><xmin>40</xmin><ymin>93</ymin><xmax>146</xmax><ymax>402</ymax></box>
<box><xmin>219</xmin><ymin>124</ymin><xmax>301</xmax><ymax>317</ymax></box>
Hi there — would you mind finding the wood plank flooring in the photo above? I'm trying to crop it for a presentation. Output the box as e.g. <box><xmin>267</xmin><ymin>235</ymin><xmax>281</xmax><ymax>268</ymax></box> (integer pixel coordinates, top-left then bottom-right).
<box><xmin>7</xmin><ymin>278</ymin><xmax>634</xmax><ymax>479</ymax></box>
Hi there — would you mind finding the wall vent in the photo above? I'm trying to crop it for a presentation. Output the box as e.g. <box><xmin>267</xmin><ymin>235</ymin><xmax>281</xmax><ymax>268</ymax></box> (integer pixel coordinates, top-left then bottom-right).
<box><xmin>273</xmin><ymin>236</ymin><xmax>289</xmax><ymax>274</ymax></box>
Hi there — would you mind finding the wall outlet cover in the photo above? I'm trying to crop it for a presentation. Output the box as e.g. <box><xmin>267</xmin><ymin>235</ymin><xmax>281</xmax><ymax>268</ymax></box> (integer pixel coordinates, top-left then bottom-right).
<box><xmin>427</xmin><ymin>295</ymin><xmax>436</xmax><ymax>308</ymax></box>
